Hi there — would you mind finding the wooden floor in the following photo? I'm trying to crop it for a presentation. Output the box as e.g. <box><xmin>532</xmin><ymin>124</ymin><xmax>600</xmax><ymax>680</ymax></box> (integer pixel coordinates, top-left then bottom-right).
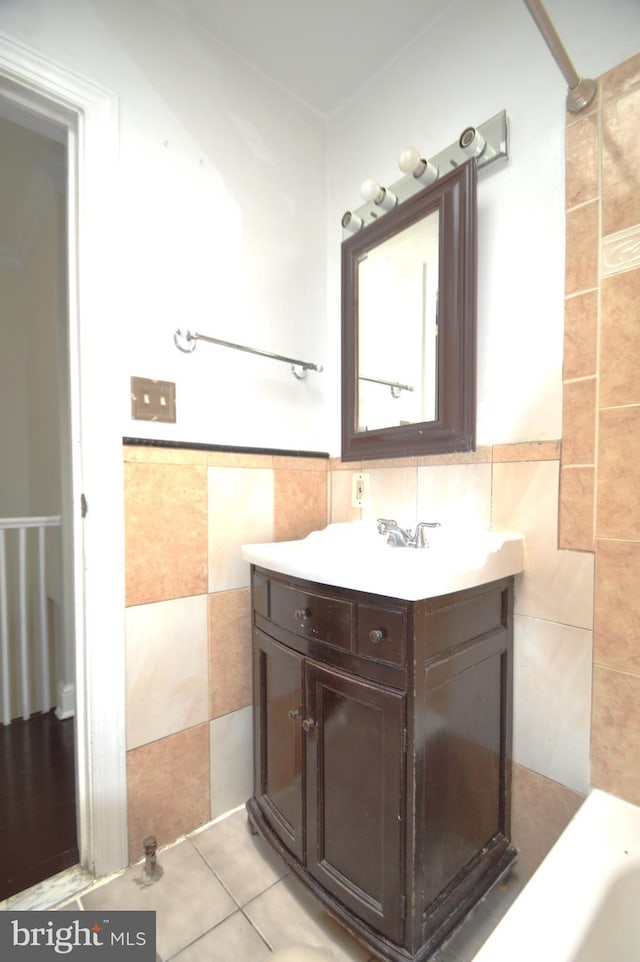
<box><xmin>0</xmin><ymin>711</ymin><xmax>78</xmax><ymax>901</ymax></box>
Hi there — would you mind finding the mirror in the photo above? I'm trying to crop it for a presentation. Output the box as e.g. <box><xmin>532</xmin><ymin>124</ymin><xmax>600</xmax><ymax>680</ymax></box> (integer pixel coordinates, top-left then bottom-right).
<box><xmin>357</xmin><ymin>209</ymin><xmax>440</xmax><ymax>429</ymax></box>
<box><xmin>341</xmin><ymin>160</ymin><xmax>477</xmax><ymax>461</ymax></box>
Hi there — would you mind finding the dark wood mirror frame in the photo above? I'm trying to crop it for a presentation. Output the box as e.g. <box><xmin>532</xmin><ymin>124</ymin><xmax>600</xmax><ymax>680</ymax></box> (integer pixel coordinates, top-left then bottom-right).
<box><xmin>341</xmin><ymin>160</ymin><xmax>477</xmax><ymax>462</ymax></box>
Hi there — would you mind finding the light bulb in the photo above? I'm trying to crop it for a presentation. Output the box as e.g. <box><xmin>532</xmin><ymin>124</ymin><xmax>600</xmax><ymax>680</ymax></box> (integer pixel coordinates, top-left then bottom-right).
<box><xmin>398</xmin><ymin>146</ymin><xmax>438</xmax><ymax>186</ymax></box>
<box><xmin>398</xmin><ymin>145</ymin><xmax>422</xmax><ymax>175</ymax></box>
<box><xmin>360</xmin><ymin>176</ymin><xmax>384</xmax><ymax>204</ymax></box>
<box><xmin>360</xmin><ymin>176</ymin><xmax>397</xmax><ymax>211</ymax></box>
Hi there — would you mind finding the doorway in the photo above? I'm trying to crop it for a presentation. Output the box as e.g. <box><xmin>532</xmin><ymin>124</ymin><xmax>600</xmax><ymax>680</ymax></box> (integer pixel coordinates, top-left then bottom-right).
<box><xmin>0</xmin><ymin>110</ymin><xmax>78</xmax><ymax>900</ymax></box>
<box><xmin>0</xmin><ymin>36</ymin><xmax>128</xmax><ymax>895</ymax></box>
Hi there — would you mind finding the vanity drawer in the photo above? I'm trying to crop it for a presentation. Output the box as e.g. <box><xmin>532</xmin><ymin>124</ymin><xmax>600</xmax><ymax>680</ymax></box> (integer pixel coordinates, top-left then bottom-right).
<box><xmin>269</xmin><ymin>581</ymin><xmax>354</xmax><ymax>651</ymax></box>
<box><xmin>357</xmin><ymin>604</ymin><xmax>406</xmax><ymax>666</ymax></box>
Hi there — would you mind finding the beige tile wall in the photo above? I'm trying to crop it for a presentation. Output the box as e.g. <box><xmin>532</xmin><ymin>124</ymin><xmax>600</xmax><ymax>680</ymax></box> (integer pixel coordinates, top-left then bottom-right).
<box><xmin>510</xmin><ymin>764</ymin><xmax>583</xmax><ymax>878</ymax></box>
<box><xmin>123</xmin><ymin>445</ymin><xmax>327</xmax><ymax>861</ymax></box>
<box><xmin>561</xmin><ymin>52</ymin><xmax>640</xmax><ymax>806</ymax></box>
<box><xmin>124</xmin><ymin>436</ymin><xmax>585</xmax><ymax>868</ymax></box>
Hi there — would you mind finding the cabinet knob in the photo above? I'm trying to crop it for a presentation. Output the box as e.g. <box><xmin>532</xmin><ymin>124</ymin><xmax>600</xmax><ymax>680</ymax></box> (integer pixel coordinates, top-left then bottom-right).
<box><xmin>301</xmin><ymin>717</ymin><xmax>316</xmax><ymax>733</ymax></box>
<box><xmin>294</xmin><ymin>608</ymin><xmax>311</xmax><ymax>623</ymax></box>
<box><xmin>287</xmin><ymin>709</ymin><xmax>301</xmax><ymax>721</ymax></box>
<box><xmin>369</xmin><ymin>628</ymin><xmax>386</xmax><ymax>644</ymax></box>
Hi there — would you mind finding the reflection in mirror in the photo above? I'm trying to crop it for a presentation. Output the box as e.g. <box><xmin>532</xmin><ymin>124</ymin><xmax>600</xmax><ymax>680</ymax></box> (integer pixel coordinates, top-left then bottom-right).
<box><xmin>341</xmin><ymin>161</ymin><xmax>477</xmax><ymax>461</ymax></box>
<box><xmin>357</xmin><ymin>210</ymin><xmax>439</xmax><ymax>431</ymax></box>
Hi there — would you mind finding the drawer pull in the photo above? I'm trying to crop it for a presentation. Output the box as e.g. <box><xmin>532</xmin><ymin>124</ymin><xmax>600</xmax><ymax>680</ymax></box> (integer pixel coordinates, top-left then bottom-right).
<box><xmin>294</xmin><ymin>608</ymin><xmax>311</xmax><ymax>623</ymax></box>
<box><xmin>287</xmin><ymin>709</ymin><xmax>301</xmax><ymax>721</ymax></box>
<box><xmin>369</xmin><ymin>628</ymin><xmax>386</xmax><ymax>644</ymax></box>
<box><xmin>301</xmin><ymin>717</ymin><xmax>316</xmax><ymax>733</ymax></box>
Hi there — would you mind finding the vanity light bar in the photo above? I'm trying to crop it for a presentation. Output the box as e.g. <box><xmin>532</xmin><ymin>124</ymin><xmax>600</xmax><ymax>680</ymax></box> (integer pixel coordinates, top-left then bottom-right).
<box><xmin>342</xmin><ymin>109</ymin><xmax>508</xmax><ymax>238</ymax></box>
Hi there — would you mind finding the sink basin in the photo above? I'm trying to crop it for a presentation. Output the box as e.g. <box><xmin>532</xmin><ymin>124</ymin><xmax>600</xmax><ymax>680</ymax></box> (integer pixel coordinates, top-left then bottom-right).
<box><xmin>242</xmin><ymin>522</ymin><xmax>524</xmax><ymax>601</ymax></box>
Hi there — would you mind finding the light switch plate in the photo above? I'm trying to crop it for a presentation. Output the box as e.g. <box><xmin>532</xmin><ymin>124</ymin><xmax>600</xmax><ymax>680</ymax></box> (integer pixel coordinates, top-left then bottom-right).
<box><xmin>131</xmin><ymin>376</ymin><xmax>176</xmax><ymax>423</ymax></box>
<box><xmin>352</xmin><ymin>472</ymin><xmax>369</xmax><ymax>508</ymax></box>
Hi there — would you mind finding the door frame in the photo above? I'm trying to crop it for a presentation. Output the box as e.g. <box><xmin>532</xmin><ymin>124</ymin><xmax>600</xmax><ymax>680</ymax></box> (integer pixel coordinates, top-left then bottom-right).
<box><xmin>0</xmin><ymin>32</ymin><xmax>128</xmax><ymax>878</ymax></box>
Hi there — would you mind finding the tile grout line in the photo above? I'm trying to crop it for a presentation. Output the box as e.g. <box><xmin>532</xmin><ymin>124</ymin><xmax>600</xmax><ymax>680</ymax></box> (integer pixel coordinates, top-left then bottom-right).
<box><xmin>184</xmin><ymin>834</ymin><xmax>289</xmax><ymax>957</ymax></box>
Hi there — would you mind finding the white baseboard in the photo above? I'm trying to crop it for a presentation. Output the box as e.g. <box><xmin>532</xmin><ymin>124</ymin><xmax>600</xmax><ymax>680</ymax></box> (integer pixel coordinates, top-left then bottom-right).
<box><xmin>55</xmin><ymin>682</ymin><xmax>75</xmax><ymax>720</ymax></box>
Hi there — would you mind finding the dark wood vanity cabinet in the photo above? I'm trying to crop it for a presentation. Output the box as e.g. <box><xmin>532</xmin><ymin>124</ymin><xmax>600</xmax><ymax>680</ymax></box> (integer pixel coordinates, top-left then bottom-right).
<box><xmin>247</xmin><ymin>567</ymin><xmax>517</xmax><ymax>962</ymax></box>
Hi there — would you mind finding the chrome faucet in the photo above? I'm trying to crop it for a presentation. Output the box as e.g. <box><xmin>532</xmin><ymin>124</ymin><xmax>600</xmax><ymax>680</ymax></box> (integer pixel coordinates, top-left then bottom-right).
<box><xmin>377</xmin><ymin>519</ymin><xmax>441</xmax><ymax>548</ymax></box>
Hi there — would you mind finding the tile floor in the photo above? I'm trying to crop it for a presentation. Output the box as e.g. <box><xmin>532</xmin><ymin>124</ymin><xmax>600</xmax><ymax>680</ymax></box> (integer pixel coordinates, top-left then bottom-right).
<box><xmin>7</xmin><ymin>807</ymin><xmax>529</xmax><ymax>962</ymax></box>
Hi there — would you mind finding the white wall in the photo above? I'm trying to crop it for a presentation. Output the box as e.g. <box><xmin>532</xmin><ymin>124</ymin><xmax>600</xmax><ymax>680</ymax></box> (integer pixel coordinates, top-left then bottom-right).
<box><xmin>25</xmin><ymin>196</ymin><xmax>64</xmax><ymax>519</ymax></box>
<box><xmin>326</xmin><ymin>0</ymin><xmax>640</xmax><ymax>451</ymax></box>
<box><xmin>0</xmin><ymin>266</ymin><xmax>29</xmax><ymax>516</ymax></box>
<box><xmin>0</xmin><ymin>120</ymin><xmax>64</xmax><ymax>520</ymax></box>
<box><xmin>0</xmin><ymin>0</ymin><xmax>329</xmax><ymax>453</ymax></box>
<box><xmin>0</xmin><ymin>132</ymin><xmax>67</xmax><ymax>719</ymax></box>
<box><xmin>0</xmin><ymin>121</ymin><xmax>66</xmax><ymax>592</ymax></box>
<box><xmin>3</xmin><ymin>1</ymin><xmax>638</xmax><ymax>458</ymax></box>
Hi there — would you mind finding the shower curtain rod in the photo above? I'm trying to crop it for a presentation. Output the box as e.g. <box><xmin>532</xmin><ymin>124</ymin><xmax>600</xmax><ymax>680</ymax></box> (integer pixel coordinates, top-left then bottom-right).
<box><xmin>173</xmin><ymin>329</ymin><xmax>323</xmax><ymax>380</ymax></box>
<box><xmin>522</xmin><ymin>0</ymin><xmax>596</xmax><ymax>113</ymax></box>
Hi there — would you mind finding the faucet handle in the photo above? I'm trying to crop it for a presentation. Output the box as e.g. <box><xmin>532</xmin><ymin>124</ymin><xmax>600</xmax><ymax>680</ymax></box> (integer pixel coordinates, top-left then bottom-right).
<box><xmin>414</xmin><ymin>521</ymin><xmax>441</xmax><ymax>548</ymax></box>
<box><xmin>377</xmin><ymin>518</ymin><xmax>398</xmax><ymax>535</ymax></box>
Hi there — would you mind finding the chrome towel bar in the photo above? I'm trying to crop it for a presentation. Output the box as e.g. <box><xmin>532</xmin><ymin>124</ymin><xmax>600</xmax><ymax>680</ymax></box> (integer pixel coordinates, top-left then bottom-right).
<box><xmin>173</xmin><ymin>329</ymin><xmax>323</xmax><ymax>380</ymax></box>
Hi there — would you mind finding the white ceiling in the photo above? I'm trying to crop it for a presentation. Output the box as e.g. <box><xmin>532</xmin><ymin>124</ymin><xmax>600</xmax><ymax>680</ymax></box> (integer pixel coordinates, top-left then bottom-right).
<box><xmin>157</xmin><ymin>0</ymin><xmax>453</xmax><ymax>115</ymax></box>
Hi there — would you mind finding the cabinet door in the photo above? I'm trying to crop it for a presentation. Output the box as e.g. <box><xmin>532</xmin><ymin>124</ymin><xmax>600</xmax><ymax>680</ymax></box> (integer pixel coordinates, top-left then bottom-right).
<box><xmin>253</xmin><ymin>630</ymin><xmax>305</xmax><ymax>861</ymax></box>
<box><xmin>305</xmin><ymin>660</ymin><xmax>406</xmax><ymax>943</ymax></box>
<box><xmin>421</xmin><ymin>632</ymin><xmax>508</xmax><ymax>905</ymax></box>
